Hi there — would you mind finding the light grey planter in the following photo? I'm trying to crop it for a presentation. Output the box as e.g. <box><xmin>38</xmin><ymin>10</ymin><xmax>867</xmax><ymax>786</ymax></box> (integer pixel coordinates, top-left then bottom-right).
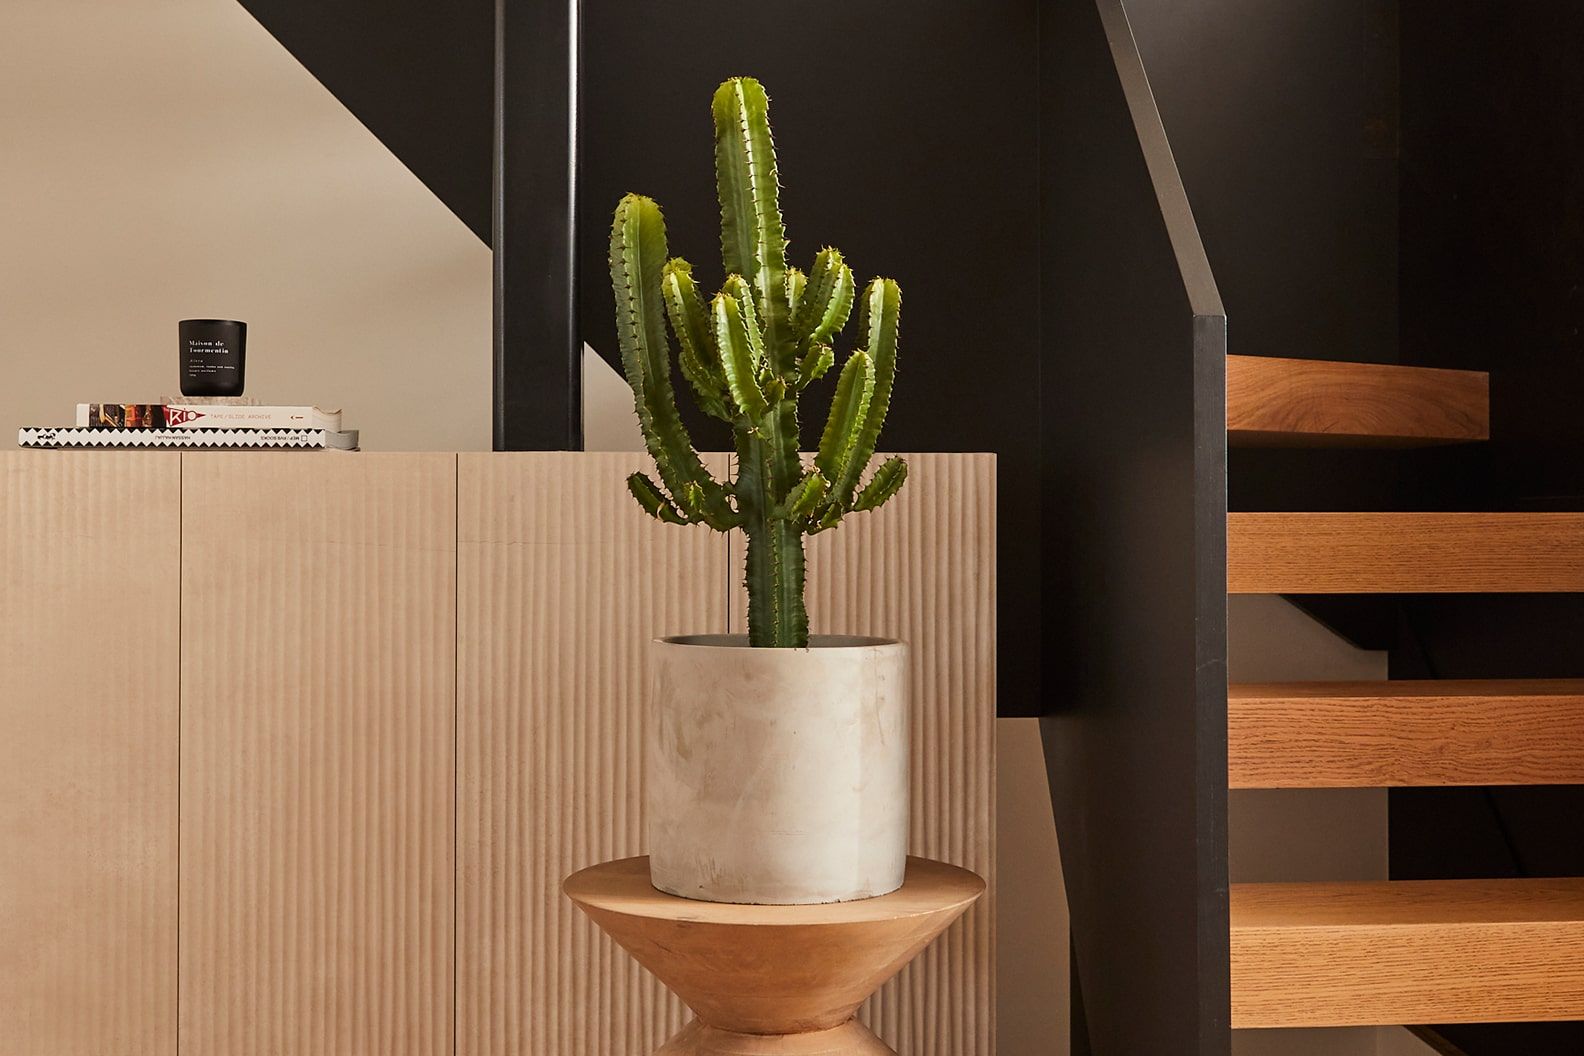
<box><xmin>647</xmin><ymin>634</ymin><xmax>909</xmax><ymax>905</ymax></box>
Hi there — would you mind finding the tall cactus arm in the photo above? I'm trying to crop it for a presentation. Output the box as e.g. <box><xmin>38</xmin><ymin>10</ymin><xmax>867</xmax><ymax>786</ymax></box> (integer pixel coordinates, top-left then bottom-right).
<box><xmin>627</xmin><ymin>472</ymin><xmax>689</xmax><ymax>524</ymax></box>
<box><xmin>853</xmin><ymin>456</ymin><xmax>908</xmax><ymax>512</ymax></box>
<box><xmin>833</xmin><ymin>278</ymin><xmax>902</xmax><ymax>501</ymax></box>
<box><xmin>814</xmin><ymin>350</ymin><xmax>875</xmax><ymax>486</ymax></box>
<box><xmin>712</xmin><ymin>77</ymin><xmax>794</xmax><ymax>374</ymax></box>
<box><xmin>711</xmin><ymin>76</ymin><xmax>806</xmax><ymax>641</ymax></box>
<box><xmin>796</xmin><ymin>343</ymin><xmax>835</xmax><ymax>388</ymax></box>
<box><xmin>609</xmin><ymin>194</ymin><xmax>733</xmax><ymax>525</ymax></box>
<box><xmin>791</xmin><ymin>248</ymin><xmax>856</xmax><ymax>353</ymax></box>
<box><xmin>713</xmin><ymin>293</ymin><xmax>771</xmax><ymax>423</ymax></box>
<box><xmin>660</xmin><ymin>258</ymin><xmax>731</xmax><ymax>421</ymax></box>
<box><xmin>721</xmin><ymin>275</ymin><xmax>768</xmax><ymax>371</ymax></box>
<box><xmin>808</xmin><ymin>502</ymin><xmax>845</xmax><ymax>535</ymax></box>
<box><xmin>777</xmin><ymin>468</ymin><xmax>828</xmax><ymax>520</ymax></box>
<box><xmin>786</xmin><ymin>268</ymin><xmax>806</xmax><ymax>320</ymax></box>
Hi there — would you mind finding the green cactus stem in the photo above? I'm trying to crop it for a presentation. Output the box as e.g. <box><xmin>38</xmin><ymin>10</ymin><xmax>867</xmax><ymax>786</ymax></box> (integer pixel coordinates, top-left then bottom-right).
<box><xmin>792</xmin><ymin>248</ymin><xmax>856</xmax><ymax>356</ymax></box>
<box><xmin>610</xmin><ymin>76</ymin><xmax>907</xmax><ymax>647</ymax></box>
<box><xmin>660</xmin><ymin>259</ymin><xmax>731</xmax><ymax>421</ymax></box>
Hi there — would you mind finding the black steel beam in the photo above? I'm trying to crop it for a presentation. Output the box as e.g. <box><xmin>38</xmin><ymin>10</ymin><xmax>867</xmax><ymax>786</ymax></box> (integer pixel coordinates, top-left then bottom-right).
<box><xmin>493</xmin><ymin>0</ymin><xmax>582</xmax><ymax>450</ymax></box>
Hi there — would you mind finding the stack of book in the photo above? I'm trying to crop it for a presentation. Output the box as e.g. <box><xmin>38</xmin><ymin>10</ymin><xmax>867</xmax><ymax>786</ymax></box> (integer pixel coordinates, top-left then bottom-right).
<box><xmin>18</xmin><ymin>400</ymin><xmax>358</xmax><ymax>450</ymax></box>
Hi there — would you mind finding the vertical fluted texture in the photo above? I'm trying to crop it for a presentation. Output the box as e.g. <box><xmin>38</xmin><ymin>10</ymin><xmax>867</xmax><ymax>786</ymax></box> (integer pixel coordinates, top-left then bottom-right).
<box><xmin>0</xmin><ymin>452</ymin><xmax>180</xmax><ymax>1056</ymax></box>
<box><xmin>179</xmin><ymin>453</ymin><xmax>456</xmax><ymax>1056</ymax></box>
<box><xmin>456</xmin><ymin>449</ymin><xmax>731</xmax><ymax>1051</ymax></box>
<box><xmin>731</xmin><ymin>452</ymin><xmax>998</xmax><ymax>1054</ymax></box>
<box><xmin>455</xmin><ymin>453</ymin><xmax>730</xmax><ymax>1056</ymax></box>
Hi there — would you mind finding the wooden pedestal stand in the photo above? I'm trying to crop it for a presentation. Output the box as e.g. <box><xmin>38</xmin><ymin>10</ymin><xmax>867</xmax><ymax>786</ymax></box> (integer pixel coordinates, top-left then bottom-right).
<box><xmin>564</xmin><ymin>856</ymin><xmax>985</xmax><ymax>1055</ymax></box>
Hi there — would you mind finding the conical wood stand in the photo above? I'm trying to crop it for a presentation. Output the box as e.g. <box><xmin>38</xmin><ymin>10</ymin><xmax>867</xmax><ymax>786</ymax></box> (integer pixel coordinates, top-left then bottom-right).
<box><xmin>564</xmin><ymin>856</ymin><xmax>984</xmax><ymax>1055</ymax></box>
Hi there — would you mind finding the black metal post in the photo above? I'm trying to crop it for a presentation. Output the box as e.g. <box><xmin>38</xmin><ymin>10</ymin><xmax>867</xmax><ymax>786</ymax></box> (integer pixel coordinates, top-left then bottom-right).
<box><xmin>493</xmin><ymin>0</ymin><xmax>583</xmax><ymax>450</ymax></box>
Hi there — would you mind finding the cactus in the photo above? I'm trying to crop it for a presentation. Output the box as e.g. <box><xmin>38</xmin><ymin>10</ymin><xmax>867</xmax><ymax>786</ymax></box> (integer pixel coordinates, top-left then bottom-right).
<box><xmin>610</xmin><ymin>76</ymin><xmax>906</xmax><ymax>648</ymax></box>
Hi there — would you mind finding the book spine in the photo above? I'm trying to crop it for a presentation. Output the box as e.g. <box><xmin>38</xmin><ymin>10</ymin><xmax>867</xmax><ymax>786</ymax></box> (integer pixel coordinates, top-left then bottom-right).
<box><xmin>73</xmin><ymin>404</ymin><xmax>340</xmax><ymax>430</ymax></box>
<box><xmin>77</xmin><ymin>403</ymin><xmax>168</xmax><ymax>428</ymax></box>
<box><xmin>165</xmin><ymin>405</ymin><xmax>339</xmax><ymax>430</ymax></box>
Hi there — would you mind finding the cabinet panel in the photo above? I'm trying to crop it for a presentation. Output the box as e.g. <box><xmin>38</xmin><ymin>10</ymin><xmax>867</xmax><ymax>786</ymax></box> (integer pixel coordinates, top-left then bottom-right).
<box><xmin>179</xmin><ymin>453</ymin><xmax>455</xmax><ymax>1056</ymax></box>
<box><xmin>0</xmin><ymin>452</ymin><xmax>180</xmax><ymax>1056</ymax></box>
<box><xmin>454</xmin><ymin>453</ymin><xmax>729</xmax><ymax>1056</ymax></box>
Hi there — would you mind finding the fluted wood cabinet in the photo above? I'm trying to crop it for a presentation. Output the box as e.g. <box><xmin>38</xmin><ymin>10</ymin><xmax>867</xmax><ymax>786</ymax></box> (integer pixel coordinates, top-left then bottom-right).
<box><xmin>0</xmin><ymin>451</ymin><xmax>996</xmax><ymax>1056</ymax></box>
<box><xmin>1</xmin><ymin>453</ymin><xmax>180</xmax><ymax>1056</ymax></box>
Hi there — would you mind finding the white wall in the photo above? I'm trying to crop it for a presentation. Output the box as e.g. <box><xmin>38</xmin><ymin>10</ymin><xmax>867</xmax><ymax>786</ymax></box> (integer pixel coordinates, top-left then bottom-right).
<box><xmin>0</xmin><ymin>0</ymin><xmax>491</xmax><ymax>451</ymax></box>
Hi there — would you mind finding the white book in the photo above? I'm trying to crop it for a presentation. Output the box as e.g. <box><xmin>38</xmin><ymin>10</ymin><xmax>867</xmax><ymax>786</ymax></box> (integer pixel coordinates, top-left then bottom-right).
<box><xmin>75</xmin><ymin>403</ymin><xmax>342</xmax><ymax>430</ymax></box>
<box><xmin>21</xmin><ymin>427</ymin><xmax>359</xmax><ymax>451</ymax></box>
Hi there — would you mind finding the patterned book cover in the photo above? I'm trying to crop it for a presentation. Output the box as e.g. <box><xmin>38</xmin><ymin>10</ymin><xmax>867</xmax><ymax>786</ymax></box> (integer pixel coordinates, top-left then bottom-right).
<box><xmin>76</xmin><ymin>403</ymin><xmax>342</xmax><ymax>430</ymax></box>
<box><xmin>19</xmin><ymin>427</ymin><xmax>359</xmax><ymax>450</ymax></box>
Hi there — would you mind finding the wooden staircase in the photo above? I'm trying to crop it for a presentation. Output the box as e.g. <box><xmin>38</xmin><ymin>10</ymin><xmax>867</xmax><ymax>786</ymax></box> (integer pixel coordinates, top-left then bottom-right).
<box><xmin>1225</xmin><ymin>355</ymin><xmax>1584</xmax><ymax>1030</ymax></box>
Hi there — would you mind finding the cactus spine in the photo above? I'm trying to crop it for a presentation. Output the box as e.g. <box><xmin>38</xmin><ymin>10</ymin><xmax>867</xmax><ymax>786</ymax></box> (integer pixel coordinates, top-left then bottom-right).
<box><xmin>610</xmin><ymin>77</ymin><xmax>906</xmax><ymax>648</ymax></box>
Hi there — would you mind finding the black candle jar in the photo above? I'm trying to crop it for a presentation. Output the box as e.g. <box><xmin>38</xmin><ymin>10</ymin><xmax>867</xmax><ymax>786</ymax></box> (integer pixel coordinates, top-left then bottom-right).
<box><xmin>179</xmin><ymin>319</ymin><xmax>247</xmax><ymax>397</ymax></box>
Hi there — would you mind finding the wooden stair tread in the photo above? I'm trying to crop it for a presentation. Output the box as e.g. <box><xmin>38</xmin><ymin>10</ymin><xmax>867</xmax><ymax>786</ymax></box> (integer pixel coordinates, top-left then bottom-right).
<box><xmin>1234</xmin><ymin>877</ymin><xmax>1584</xmax><ymax>927</ymax></box>
<box><xmin>1227</xmin><ymin>355</ymin><xmax>1489</xmax><ymax>447</ymax></box>
<box><xmin>1231</xmin><ymin>878</ymin><xmax>1584</xmax><ymax>1028</ymax></box>
<box><xmin>1231</xmin><ymin>678</ymin><xmax>1584</xmax><ymax>700</ymax></box>
<box><xmin>1228</xmin><ymin>512</ymin><xmax>1584</xmax><ymax>593</ymax></box>
<box><xmin>1229</xmin><ymin>679</ymin><xmax>1584</xmax><ymax>788</ymax></box>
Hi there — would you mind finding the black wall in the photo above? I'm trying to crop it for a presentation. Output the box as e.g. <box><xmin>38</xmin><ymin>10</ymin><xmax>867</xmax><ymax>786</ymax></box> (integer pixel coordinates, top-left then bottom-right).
<box><xmin>1393</xmin><ymin>6</ymin><xmax>1584</xmax><ymax>1052</ymax></box>
<box><xmin>1400</xmin><ymin>2</ymin><xmax>1584</xmax><ymax>506</ymax></box>
<box><xmin>239</xmin><ymin>0</ymin><xmax>493</xmax><ymax>243</ymax></box>
<box><xmin>1122</xmin><ymin>0</ymin><xmax>1420</xmax><ymax>519</ymax></box>
<box><xmin>1129</xmin><ymin>0</ymin><xmax>1400</xmax><ymax>369</ymax></box>
<box><xmin>579</xmin><ymin>1</ymin><xmax>1044</xmax><ymax>711</ymax></box>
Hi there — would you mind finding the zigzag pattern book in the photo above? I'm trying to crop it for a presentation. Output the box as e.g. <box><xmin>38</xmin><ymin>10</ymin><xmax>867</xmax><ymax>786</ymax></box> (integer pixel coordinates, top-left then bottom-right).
<box><xmin>18</xmin><ymin>427</ymin><xmax>359</xmax><ymax>450</ymax></box>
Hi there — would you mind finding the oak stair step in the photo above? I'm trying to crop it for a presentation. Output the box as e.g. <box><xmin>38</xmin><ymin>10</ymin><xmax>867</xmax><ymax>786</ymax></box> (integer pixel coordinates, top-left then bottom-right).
<box><xmin>1227</xmin><ymin>512</ymin><xmax>1584</xmax><ymax>593</ymax></box>
<box><xmin>1231</xmin><ymin>878</ymin><xmax>1584</xmax><ymax>1028</ymax></box>
<box><xmin>1227</xmin><ymin>355</ymin><xmax>1489</xmax><ymax>447</ymax></box>
<box><xmin>1228</xmin><ymin>680</ymin><xmax>1584</xmax><ymax>788</ymax></box>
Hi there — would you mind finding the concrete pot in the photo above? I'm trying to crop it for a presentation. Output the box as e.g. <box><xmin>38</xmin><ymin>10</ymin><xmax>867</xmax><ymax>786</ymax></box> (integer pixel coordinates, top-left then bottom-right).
<box><xmin>648</xmin><ymin>634</ymin><xmax>909</xmax><ymax>905</ymax></box>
